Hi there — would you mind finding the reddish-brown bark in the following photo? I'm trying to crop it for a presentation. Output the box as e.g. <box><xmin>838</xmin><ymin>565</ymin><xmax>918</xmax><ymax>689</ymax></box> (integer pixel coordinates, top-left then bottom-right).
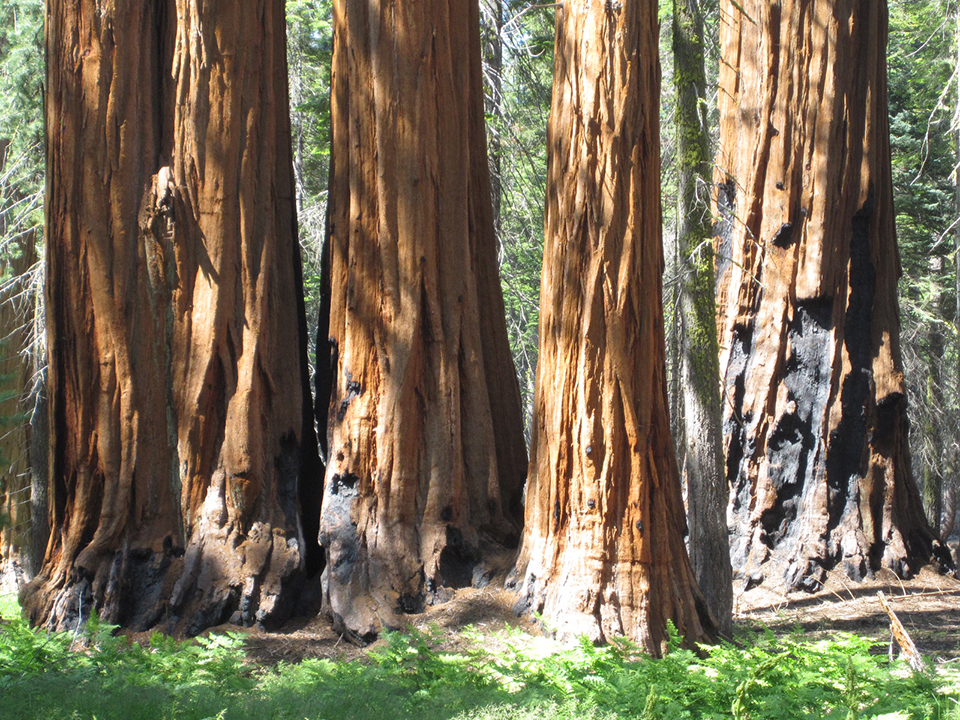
<box><xmin>316</xmin><ymin>0</ymin><xmax>527</xmax><ymax>643</ymax></box>
<box><xmin>715</xmin><ymin>0</ymin><xmax>952</xmax><ymax>593</ymax></box>
<box><xmin>22</xmin><ymin>0</ymin><xmax>319</xmax><ymax>634</ymax></box>
<box><xmin>511</xmin><ymin>0</ymin><xmax>715</xmax><ymax>654</ymax></box>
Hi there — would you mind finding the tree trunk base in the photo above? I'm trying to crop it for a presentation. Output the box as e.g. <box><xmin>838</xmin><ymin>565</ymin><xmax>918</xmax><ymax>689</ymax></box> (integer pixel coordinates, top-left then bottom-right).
<box><xmin>733</xmin><ymin>538</ymin><xmax>955</xmax><ymax>596</ymax></box>
<box><xmin>322</xmin><ymin>532</ymin><xmax>519</xmax><ymax>646</ymax></box>
<box><xmin>21</xmin><ymin>529</ymin><xmax>309</xmax><ymax>636</ymax></box>
<box><xmin>509</xmin><ymin>562</ymin><xmax>716</xmax><ymax>654</ymax></box>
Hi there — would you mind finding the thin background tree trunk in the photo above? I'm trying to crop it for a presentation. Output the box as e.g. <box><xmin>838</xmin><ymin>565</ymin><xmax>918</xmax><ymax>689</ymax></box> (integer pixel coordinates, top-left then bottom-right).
<box><xmin>922</xmin><ymin>255</ymin><xmax>945</xmax><ymax>536</ymax></box>
<box><xmin>0</xmin><ymin>138</ymin><xmax>40</xmax><ymax>585</ymax></box>
<box><xmin>481</xmin><ymin>0</ymin><xmax>504</xmax><ymax>239</ymax></box>
<box><xmin>672</xmin><ymin>0</ymin><xmax>733</xmax><ymax>636</ymax></box>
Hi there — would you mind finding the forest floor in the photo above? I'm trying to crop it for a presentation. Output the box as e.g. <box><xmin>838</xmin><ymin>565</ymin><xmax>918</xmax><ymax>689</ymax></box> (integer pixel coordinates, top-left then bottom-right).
<box><xmin>735</xmin><ymin>566</ymin><xmax>960</xmax><ymax>661</ymax></box>
<box><xmin>230</xmin><ymin>564</ymin><xmax>960</xmax><ymax>668</ymax></box>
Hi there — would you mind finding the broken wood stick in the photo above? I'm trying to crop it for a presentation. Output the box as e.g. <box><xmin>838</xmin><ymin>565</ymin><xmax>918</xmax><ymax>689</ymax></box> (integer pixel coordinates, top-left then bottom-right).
<box><xmin>877</xmin><ymin>591</ymin><xmax>925</xmax><ymax>673</ymax></box>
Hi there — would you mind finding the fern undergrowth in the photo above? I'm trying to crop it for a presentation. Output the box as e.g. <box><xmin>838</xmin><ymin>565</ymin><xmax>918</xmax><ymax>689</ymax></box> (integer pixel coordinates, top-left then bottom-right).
<box><xmin>0</xmin><ymin>595</ymin><xmax>957</xmax><ymax>720</ymax></box>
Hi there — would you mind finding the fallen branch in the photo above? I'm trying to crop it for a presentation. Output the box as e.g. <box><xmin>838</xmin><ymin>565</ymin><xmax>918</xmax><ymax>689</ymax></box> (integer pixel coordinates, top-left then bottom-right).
<box><xmin>877</xmin><ymin>591</ymin><xmax>925</xmax><ymax>673</ymax></box>
<box><xmin>878</xmin><ymin>588</ymin><xmax>960</xmax><ymax>600</ymax></box>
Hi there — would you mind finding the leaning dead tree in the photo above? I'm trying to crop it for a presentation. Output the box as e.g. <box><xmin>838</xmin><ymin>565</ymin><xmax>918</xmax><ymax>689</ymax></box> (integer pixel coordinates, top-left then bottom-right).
<box><xmin>22</xmin><ymin>0</ymin><xmax>319</xmax><ymax>634</ymax></box>
<box><xmin>511</xmin><ymin>0</ymin><xmax>716</xmax><ymax>654</ymax></box>
<box><xmin>316</xmin><ymin>0</ymin><xmax>527</xmax><ymax>643</ymax></box>
<box><xmin>715</xmin><ymin>0</ymin><xmax>952</xmax><ymax>593</ymax></box>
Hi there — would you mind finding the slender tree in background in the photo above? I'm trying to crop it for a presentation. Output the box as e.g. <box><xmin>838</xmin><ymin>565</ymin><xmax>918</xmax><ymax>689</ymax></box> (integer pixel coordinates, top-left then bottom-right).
<box><xmin>22</xmin><ymin>0</ymin><xmax>319</xmax><ymax>633</ymax></box>
<box><xmin>512</xmin><ymin>0</ymin><xmax>715</xmax><ymax>654</ymax></box>
<box><xmin>0</xmin><ymin>0</ymin><xmax>45</xmax><ymax>587</ymax></box>
<box><xmin>481</xmin><ymin>0</ymin><xmax>505</xmax><ymax>236</ymax></box>
<box><xmin>921</xmin><ymin>255</ymin><xmax>946</xmax><ymax>536</ymax></box>
<box><xmin>953</xmin><ymin>3</ymin><xmax>960</xmax><ymax>546</ymax></box>
<box><xmin>0</xmin><ymin>140</ymin><xmax>42</xmax><ymax>584</ymax></box>
<box><xmin>317</xmin><ymin>0</ymin><xmax>527</xmax><ymax>643</ymax></box>
<box><xmin>886</xmin><ymin>0</ymin><xmax>960</xmax><ymax>545</ymax></box>
<box><xmin>672</xmin><ymin>0</ymin><xmax>732</xmax><ymax>635</ymax></box>
<box><xmin>715</xmin><ymin>0</ymin><xmax>952</xmax><ymax>593</ymax></box>
<box><xmin>286</xmin><ymin>0</ymin><xmax>333</xmax><ymax>370</ymax></box>
<box><xmin>479</xmin><ymin>3</ymin><xmax>555</xmax><ymax>439</ymax></box>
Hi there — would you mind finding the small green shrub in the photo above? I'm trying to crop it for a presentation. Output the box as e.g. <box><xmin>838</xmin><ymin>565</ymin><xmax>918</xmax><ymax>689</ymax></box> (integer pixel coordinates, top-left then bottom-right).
<box><xmin>0</xmin><ymin>592</ymin><xmax>20</xmax><ymax>620</ymax></box>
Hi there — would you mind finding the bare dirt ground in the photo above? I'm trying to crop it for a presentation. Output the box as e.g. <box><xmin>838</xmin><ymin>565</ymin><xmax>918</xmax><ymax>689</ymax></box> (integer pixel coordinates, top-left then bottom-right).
<box><xmin>235</xmin><ymin>565</ymin><xmax>960</xmax><ymax>667</ymax></box>
<box><xmin>735</xmin><ymin>565</ymin><xmax>960</xmax><ymax>661</ymax></box>
<box><xmin>241</xmin><ymin>587</ymin><xmax>539</xmax><ymax>666</ymax></box>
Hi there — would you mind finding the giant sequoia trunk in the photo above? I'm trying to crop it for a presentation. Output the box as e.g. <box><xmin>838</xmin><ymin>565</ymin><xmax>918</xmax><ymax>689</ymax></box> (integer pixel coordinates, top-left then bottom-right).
<box><xmin>715</xmin><ymin>0</ymin><xmax>952</xmax><ymax>594</ymax></box>
<box><xmin>672</xmin><ymin>0</ymin><xmax>733</xmax><ymax>636</ymax></box>
<box><xmin>22</xmin><ymin>0</ymin><xmax>319</xmax><ymax>634</ymax></box>
<box><xmin>512</xmin><ymin>0</ymin><xmax>715</xmax><ymax>654</ymax></box>
<box><xmin>317</xmin><ymin>0</ymin><xmax>527</xmax><ymax>643</ymax></box>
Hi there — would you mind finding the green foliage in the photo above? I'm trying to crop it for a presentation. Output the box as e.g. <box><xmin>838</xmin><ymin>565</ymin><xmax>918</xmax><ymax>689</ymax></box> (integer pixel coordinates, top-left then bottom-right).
<box><xmin>287</xmin><ymin>0</ymin><xmax>333</xmax><ymax>206</ymax></box>
<box><xmin>888</xmin><ymin>0</ymin><xmax>957</xmax><ymax>263</ymax></box>
<box><xmin>0</xmin><ymin>0</ymin><xmax>43</xmax><ymax>274</ymax></box>
<box><xmin>476</xmin><ymin>1</ymin><xmax>552</xmax><ymax>430</ymax></box>
<box><xmin>887</xmin><ymin>0</ymin><xmax>960</xmax><ymax>532</ymax></box>
<box><xmin>0</xmin><ymin>593</ymin><xmax>18</xmax><ymax>619</ymax></box>
<box><xmin>0</xmin><ymin>0</ymin><xmax>43</xmax><ymax>183</ymax></box>
<box><xmin>0</xmin><ymin>601</ymin><xmax>955</xmax><ymax>720</ymax></box>
<box><xmin>479</xmin><ymin>2</ymin><xmax>556</xmax><ymax>436</ymax></box>
<box><xmin>0</xmin><ymin>0</ymin><xmax>44</xmax><ymax>457</ymax></box>
<box><xmin>286</xmin><ymin>0</ymin><xmax>334</xmax><ymax>372</ymax></box>
<box><xmin>0</xmin><ymin>0</ymin><xmax>43</xmax><ymax>279</ymax></box>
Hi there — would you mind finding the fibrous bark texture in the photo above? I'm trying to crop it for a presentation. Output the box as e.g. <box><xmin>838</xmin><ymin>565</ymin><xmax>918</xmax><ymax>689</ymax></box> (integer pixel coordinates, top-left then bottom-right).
<box><xmin>22</xmin><ymin>0</ymin><xmax>319</xmax><ymax>634</ymax></box>
<box><xmin>672</xmin><ymin>0</ymin><xmax>733</xmax><ymax>636</ymax></box>
<box><xmin>715</xmin><ymin>0</ymin><xmax>952</xmax><ymax>594</ymax></box>
<box><xmin>317</xmin><ymin>0</ymin><xmax>527</xmax><ymax>643</ymax></box>
<box><xmin>512</xmin><ymin>0</ymin><xmax>715</xmax><ymax>654</ymax></box>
